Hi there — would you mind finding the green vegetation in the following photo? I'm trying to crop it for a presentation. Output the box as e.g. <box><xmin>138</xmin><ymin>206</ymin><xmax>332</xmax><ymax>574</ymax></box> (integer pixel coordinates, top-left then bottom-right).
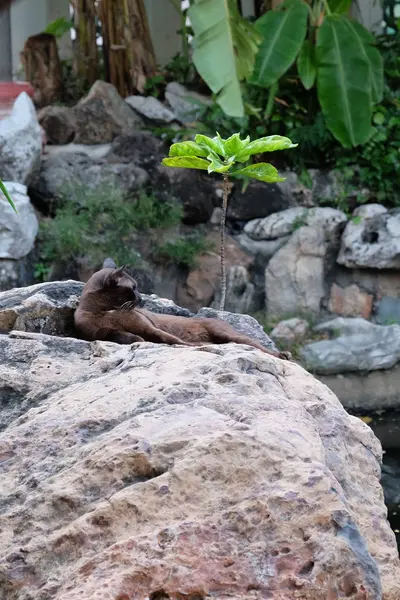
<box><xmin>157</xmin><ymin>234</ymin><xmax>212</xmax><ymax>269</ymax></box>
<box><xmin>0</xmin><ymin>180</ymin><xmax>17</xmax><ymax>213</ymax></box>
<box><xmin>162</xmin><ymin>131</ymin><xmax>296</xmax><ymax>309</ymax></box>
<box><xmin>36</xmin><ymin>184</ymin><xmax>206</xmax><ymax>278</ymax></box>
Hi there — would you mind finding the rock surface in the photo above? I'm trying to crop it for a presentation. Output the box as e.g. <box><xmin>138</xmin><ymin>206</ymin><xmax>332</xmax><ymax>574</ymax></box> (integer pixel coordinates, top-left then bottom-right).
<box><xmin>176</xmin><ymin>232</ymin><xmax>252</xmax><ymax>312</ymax></box>
<box><xmin>265</xmin><ymin>211</ymin><xmax>344</xmax><ymax>318</ymax></box>
<box><xmin>245</xmin><ymin>207</ymin><xmax>347</xmax><ymax>241</ymax></box>
<box><xmin>301</xmin><ymin>317</ymin><xmax>400</xmax><ymax>374</ymax></box>
<box><xmin>377</xmin><ymin>296</ymin><xmax>400</xmax><ymax>325</ymax></box>
<box><xmin>270</xmin><ymin>318</ymin><xmax>310</xmax><ymax>344</ymax></box>
<box><xmin>126</xmin><ymin>95</ymin><xmax>176</xmax><ymax>123</ymax></box>
<box><xmin>164</xmin><ymin>81</ymin><xmax>210</xmax><ymax>122</ymax></box>
<box><xmin>0</xmin><ymin>92</ymin><xmax>42</xmax><ymax>184</ymax></box>
<box><xmin>0</xmin><ymin>321</ymin><xmax>399</xmax><ymax>598</ymax></box>
<box><xmin>73</xmin><ymin>81</ymin><xmax>143</xmax><ymax>144</ymax></box>
<box><xmin>337</xmin><ymin>207</ymin><xmax>400</xmax><ymax>269</ymax></box>
<box><xmin>0</xmin><ymin>182</ymin><xmax>38</xmax><ymax>259</ymax></box>
<box><xmin>38</xmin><ymin>105</ymin><xmax>77</xmax><ymax>145</ymax></box>
<box><xmin>328</xmin><ymin>283</ymin><xmax>373</xmax><ymax>319</ymax></box>
<box><xmin>30</xmin><ymin>152</ymin><xmax>149</xmax><ymax>209</ymax></box>
<box><xmin>211</xmin><ymin>265</ymin><xmax>255</xmax><ymax>314</ymax></box>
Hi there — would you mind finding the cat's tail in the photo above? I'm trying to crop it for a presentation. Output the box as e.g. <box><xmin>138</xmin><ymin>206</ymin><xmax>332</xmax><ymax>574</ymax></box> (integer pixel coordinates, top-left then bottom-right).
<box><xmin>102</xmin><ymin>257</ymin><xmax>117</xmax><ymax>269</ymax></box>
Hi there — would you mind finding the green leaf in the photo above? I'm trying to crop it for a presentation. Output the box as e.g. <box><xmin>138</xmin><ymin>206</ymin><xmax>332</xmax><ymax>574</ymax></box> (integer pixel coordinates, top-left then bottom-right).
<box><xmin>223</xmin><ymin>133</ymin><xmax>250</xmax><ymax>157</ymax></box>
<box><xmin>236</xmin><ymin>135</ymin><xmax>297</xmax><ymax>160</ymax></box>
<box><xmin>0</xmin><ymin>180</ymin><xmax>18</xmax><ymax>213</ymax></box>
<box><xmin>328</xmin><ymin>0</ymin><xmax>352</xmax><ymax>14</ymax></box>
<box><xmin>341</xmin><ymin>19</ymin><xmax>383</xmax><ymax>104</ymax></box>
<box><xmin>233</xmin><ymin>162</ymin><xmax>285</xmax><ymax>182</ymax></box>
<box><xmin>316</xmin><ymin>14</ymin><xmax>372</xmax><ymax>148</ymax></box>
<box><xmin>169</xmin><ymin>141</ymin><xmax>209</xmax><ymax>157</ymax></box>
<box><xmin>162</xmin><ymin>157</ymin><xmax>210</xmax><ymax>170</ymax></box>
<box><xmin>207</xmin><ymin>154</ymin><xmax>233</xmax><ymax>174</ymax></box>
<box><xmin>195</xmin><ymin>134</ymin><xmax>226</xmax><ymax>156</ymax></box>
<box><xmin>188</xmin><ymin>0</ymin><xmax>261</xmax><ymax>117</ymax></box>
<box><xmin>297</xmin><ymin>40</ymin><xmax>316</xmax><ymax>90</ymax></box>
<box><xmin>44</xmin><ymin>16</ymin><xmax>73</xmax><ymax>38</ymax></box>
<box><xmin>250</xmin><ymin>0</ymin><xmax>308</xmax><ymax>87</ymax></box>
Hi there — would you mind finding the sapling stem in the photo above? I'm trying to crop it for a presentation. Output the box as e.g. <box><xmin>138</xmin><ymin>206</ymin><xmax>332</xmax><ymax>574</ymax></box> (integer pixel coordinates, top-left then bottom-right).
<box><xmin>219</xmin><ymin>174</ymin><xmax>229</xmax><ymax>311</ymax></box>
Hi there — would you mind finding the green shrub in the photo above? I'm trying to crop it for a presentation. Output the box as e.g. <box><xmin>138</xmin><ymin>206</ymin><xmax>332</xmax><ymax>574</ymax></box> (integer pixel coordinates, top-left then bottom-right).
<box><xmin>156</xmin><ymin>234</ymin><xmax>213</xmax><ymax>269</ymax></box>
<box><xmin>38</xmin><ymin>185</ymin><xmax>184</xmax><ymax>270</ymax></box>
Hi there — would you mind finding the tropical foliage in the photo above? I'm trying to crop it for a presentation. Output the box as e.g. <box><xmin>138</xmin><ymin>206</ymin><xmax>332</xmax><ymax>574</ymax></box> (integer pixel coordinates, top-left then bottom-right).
<box><xmin>0</xmin><ymin>180</ymin><xmax>17</xmax><ymax>212</ymax></box>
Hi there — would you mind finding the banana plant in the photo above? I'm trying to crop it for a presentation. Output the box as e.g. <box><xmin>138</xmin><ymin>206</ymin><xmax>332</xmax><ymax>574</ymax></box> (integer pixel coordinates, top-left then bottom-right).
<box><xmin>0</xmin><ymin>179</ymin><xmax>17</xmax><ymax>213</ymax></box>
<box><xmin>250</xmin><ymin>0</ymin><xmax>384</xmax><ymax>147</ymax></box>
<box><xmin>162</xmin><ymin>132</ymin><xmax>296</xmax><ymax>310</ymax></box>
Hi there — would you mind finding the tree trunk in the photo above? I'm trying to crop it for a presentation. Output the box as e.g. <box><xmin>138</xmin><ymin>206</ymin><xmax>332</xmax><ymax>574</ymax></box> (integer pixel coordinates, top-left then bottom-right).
<box><xmin>98</xmin><ymin>0</ymin><xmax>156</xmax><ymax>96</ymax></box>
<box><xmin>71</xmin><ymin>0</ymin><xmax>99</xmax><ymax>85</ymax></box>
<box><xmin>20</xmin><ymin>33</ymin><xmax>63</xmax><ymax>108</ymax></box>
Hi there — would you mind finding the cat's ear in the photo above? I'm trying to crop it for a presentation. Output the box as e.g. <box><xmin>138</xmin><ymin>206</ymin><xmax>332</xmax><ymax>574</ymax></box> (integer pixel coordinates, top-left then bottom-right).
<box><xmin>103</xmin><ymin>267</ymin><xmax>124</xmax><ymax>287</ymax></box>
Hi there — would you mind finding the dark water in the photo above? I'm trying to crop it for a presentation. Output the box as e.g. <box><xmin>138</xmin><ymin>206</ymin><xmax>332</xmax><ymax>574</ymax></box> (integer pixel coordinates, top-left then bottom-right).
<box><xmin>349</xmin><ymin>409</ymin><xmax>400</xmax><ymax>550</ymax></box>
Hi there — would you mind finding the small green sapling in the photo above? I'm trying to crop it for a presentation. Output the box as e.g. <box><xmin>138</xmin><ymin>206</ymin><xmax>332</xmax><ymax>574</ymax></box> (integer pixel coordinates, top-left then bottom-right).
<box><xmin>0</xmin><ymin>179</ymin><xmax>17</xmax><ymax>213</ymax></box>
<box><xmin>162</xmin><ymin>132</ymin><xmax>296</xmax><ymax>310</ymax></box>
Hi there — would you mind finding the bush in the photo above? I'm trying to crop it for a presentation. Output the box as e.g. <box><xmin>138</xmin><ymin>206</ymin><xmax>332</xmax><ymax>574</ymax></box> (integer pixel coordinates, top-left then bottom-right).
<box><xmin>38</xmin><ymin>185</ymin><xmax>187</xmax><ymax>272</ymax></box>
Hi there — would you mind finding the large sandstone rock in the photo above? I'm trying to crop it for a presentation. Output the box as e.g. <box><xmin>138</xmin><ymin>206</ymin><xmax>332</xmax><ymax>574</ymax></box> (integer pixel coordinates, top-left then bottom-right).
<box><xmin>0</xmin><ymin>182</ymin><xmax>38</xmax><ymax>259</ymax></box>
<box><xmin>328</xmin><ymin>283</ymin><xmax>373</xmax><ymax>319</ymax></box>
<box><xmin>337</xmin><ymin>205</ymin><xmax>400</xmax><ymax>269</ymax></box>
<box><xmin>73</xmin><ymin>81</ymin><xmax>143</xmax><ymax>144</ymax></box>
<box><xmin>301</xmin><ymin>317</ymin><xmax>400</xmax><ymax>374</ymax></box>
<box><xmin>0</xmin><ymin>325</ymin><xmax>399</xmax><ymax>598</ymax></box>
<box><xmin>265</xmin><ymin>209</ymin><xmax>345</xmax><ymax>318</ymax></box>
<box><xmin>0</xmin><ymin>92</ymin><xmax>42</xmax><ymax>184</ymax></box>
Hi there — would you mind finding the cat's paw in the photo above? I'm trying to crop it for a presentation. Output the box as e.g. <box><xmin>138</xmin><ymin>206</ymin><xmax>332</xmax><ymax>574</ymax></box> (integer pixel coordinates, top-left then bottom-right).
<box><xmin>278</xmin><ymin>351</ymin><xmax>292</xmax><ymax>361</ymax></box>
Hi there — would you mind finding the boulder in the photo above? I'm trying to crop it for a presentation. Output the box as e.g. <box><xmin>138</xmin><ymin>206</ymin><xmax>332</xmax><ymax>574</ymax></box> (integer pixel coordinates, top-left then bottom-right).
<box><xmin>234</xmin><ymin>232</ymin><xmax>290</xmax><ymax>261</ymax></box>
<box><xmin>158</xmin><ymin>166</ymin><xmax>217</xmax><ymax>224</ymax></box>
<box><xmin>107</xmin><ymin>131</ymin><xmax>167</xmax><ymax>173</ymax></box>
<box><xmin>176</xmin><ymin>231</ymin><xmax>252</xmax><ymax>312</ymax></box>
<box><xmin>228</xmin><ymin>172</ymin><xmax>313</xmax><ymax>222</ymax></box>
<box><xmin>165</xmin><ymin>81</ymin><xmax>211</xmax><ymax>123</ymax></box>
<box><xmin>265</xmin><ymin>208</ymin><xmax>345</xmax><ymax>318</ymax></box>
<box><xmin>301</xmin><ymin>317</ymin><xmax>400</xmax><ymax>374</ymax></box>
<box><xmin>211</xmin><ymin>265</ymin><xmax>255</xmax><ymax>314</ymax></box>
<box><xmin>270</xmin><ymin>318</ymin><xmax>309</xmax><ymax>344</ymax></box>
<box><xmin>0</xmin><ymin>182</ymin><xmax>38</xmax><ymax>259</ymax></box>
<box><xmin>337</xmin><ymin>206</ymin><xmax>400</xmax><ymax>269</ymax></box>
<box><xmin>376</xmin><ymin>296</ymin><xmax>400</xmax><ymax>325</ymax></box>
<box><xmin>73</xmin><ymin>81</ymin><xmax>143</xmax><ymax>144</ymax></box>
<box><xmin>308</xmin><ymin>169</ymin><xmax>339</xmax><ymax>203</ymax></box>
<box><xmin>29</xmin><ymin>152</ymin><xmax>149</xmax><ymax>210</ymax></box>
<box><xmin>0</xmin><ymin>92</ymin><xmax>42</xmax><ymax>184</ymax></box>
<box><xmin>245</xmin><ymin>206</ymin><xmax>347</xmax><ymax>241</ymax></box>
<box><xmin>37</xmin><ymin>105</ymin><xmax>77</xmax><ymax>145</ymax></box>
<box><xmin>328</xmin><ymin>283</ymin><xmax>373</xmax><ymax>319</ymax></box>
<box><xmin>125</xmin><ymin>95</ymin><xmax>176</xmax><ymax>123</ymax></box>
<box><xmin>0</xmin><ymin>314</ymin><xmax>399</xmax><ymax>597</ymax></box>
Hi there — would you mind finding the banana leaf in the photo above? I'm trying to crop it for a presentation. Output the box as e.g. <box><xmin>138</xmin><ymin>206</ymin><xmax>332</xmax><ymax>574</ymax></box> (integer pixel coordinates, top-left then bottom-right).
<box><xmin>188</xmin><ymin>0</ymin><xmax>261</xmax><ymax>117</ymax></box>
<box><xmin>316</xmin><ymin>14</ymin><xmax>372</xmax><ymax>147</ymax></box>
<box><xmin>250</xmin><ymin>0</ymin><xmax>308</xmax><ymax>88</ymax></box>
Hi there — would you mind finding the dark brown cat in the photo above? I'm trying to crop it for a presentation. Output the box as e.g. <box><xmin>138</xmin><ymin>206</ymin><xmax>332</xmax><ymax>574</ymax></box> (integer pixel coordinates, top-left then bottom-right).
<box><xmin>74</xmin><ymin>266</ymin><xmax>291</xmax><ymax>360</ymax></box>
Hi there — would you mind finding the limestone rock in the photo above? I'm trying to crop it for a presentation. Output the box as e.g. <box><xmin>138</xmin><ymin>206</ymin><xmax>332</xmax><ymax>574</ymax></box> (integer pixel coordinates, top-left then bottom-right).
<box><xmin>0</xmin><ymin>92</ymin><xmax>42</xmax><ymax>184</ymax></box>
<box><xmin>301</xmin><ymin>317</ymin><xmax>400</xmax><ymax>374</ymax></box>
<box><xmin>0</xmin><ymin>182</ymin><xmax>38</xmax><ymax>259</ymax></box>
<box><xmin>308</xmin><ymin>169</ymin><xmax>339</xmax><ymax>202</ymax></box>
<box><xmin>176</xmin><ymin>232</ymin><xmax>252</xmax><ymax>312</ymax></box>
<box><xmin>125</xmin><ymin>95</ymin><xmax>176</xmax><ymax>123</ymax></box>
<box><xmin>165</xmin><ymin>81</ymin><xmax>211</xmax><ymax>123</ymax></box>
<box><xmin>328</xmin><ymin>283</ymin><xmax>373</xmax><ymax>319</ymax></box>
<box><xmin>235</xmin><ymin>232</ymin><xmax>290</xmax><ymax>261</ymax></box>
<box><xmin>245</xmin><ymin>206</ymin><xmax>347</xmax><ymax>241</ymax></box>
<box><xmin>211</xmin><ymin>265</ymin><xmax>255</xmax><ymax>314</ymax></box>
<box><xmin>30</xmin><ymin>152</ymin><xmax>149</xmax><ymax>209</ymax></box>
<box><xmin>337</xmin><ymin>207</ymin><xmax>400</xmax><ymax>269</ymax></box>
<box><xmin>107</xmin><ymin>130</ymin><xmax>166</xmax><ymax>173</ymax></box>
<box><xmin>265</xmin><ymin>221</ymin><xmax>339</xmax><ymax>318</ymax></box>
<box><xmin>38</xmin><ymin>105</ymin><xmax>77</xmax><ymax>145</ymax></box>
<box><xmin>73</xmin><ymin>81</ymin><xmax>143</xmax><ymax>144</ymax></box>
<box><xmin>377</xmin><ymin>296</ymin><xmax>400</xmax><ymax>325</ymax></box>
<box><xmin>270</xmin><ymin>317</ymin><xmax>309</xmax><ymax>343</ymax></box>
<box><xmin>0</xmin><ymin>324</ymin><xmax>399</xmax><ymax>598</ymax></box>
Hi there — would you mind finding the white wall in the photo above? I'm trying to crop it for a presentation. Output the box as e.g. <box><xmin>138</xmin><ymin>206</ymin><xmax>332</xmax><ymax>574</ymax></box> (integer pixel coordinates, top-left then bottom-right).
<box><xmin>9</xmin><ymin>0</ymin><xmax>71</xmax><ymax>78</ymax></box>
